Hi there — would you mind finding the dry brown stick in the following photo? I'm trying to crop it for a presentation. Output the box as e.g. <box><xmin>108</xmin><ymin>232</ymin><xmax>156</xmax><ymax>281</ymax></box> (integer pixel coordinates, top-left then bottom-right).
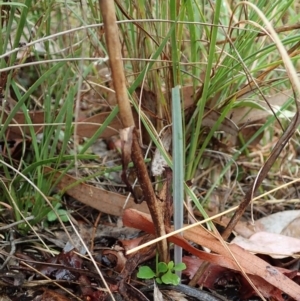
<box><xmin>98</xmin><ymin>0</ymin><xmax>168</xmax><ymax>262</ymax></box>
<box><xmin>222</xmin><ymin>103</ymin><xmax>300</xmax><ymax>240</ymax></box>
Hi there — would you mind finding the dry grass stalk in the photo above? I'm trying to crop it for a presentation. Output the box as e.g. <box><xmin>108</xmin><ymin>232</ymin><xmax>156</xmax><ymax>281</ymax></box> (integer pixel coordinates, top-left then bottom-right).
<box><xmin>98</xmin><ymin>0</ymin><xmax>168</xmax><ymax>262</ymax></box>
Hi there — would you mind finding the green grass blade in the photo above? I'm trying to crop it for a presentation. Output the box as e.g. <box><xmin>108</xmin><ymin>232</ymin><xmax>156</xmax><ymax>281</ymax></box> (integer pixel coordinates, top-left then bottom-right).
<box><xmin>172</xmin><ymin>86</ymin><xmax>184</xmax><ymax>275</ymax></box>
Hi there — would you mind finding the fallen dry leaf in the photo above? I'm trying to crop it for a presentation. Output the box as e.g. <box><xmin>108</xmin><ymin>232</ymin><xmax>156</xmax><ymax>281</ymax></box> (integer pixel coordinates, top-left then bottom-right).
<box><xmin>102</xmin><ymin>248</ymin><xmax>127</xmax><ymax>273</ymax></box>
<box><xmin>3</xmin><ymin>86</ymin><xmax>239</xmax><ymax>149</ymax></box>
<box><xmin>183</xmin><ymin>256</ymin><xmax>297</xmax><ymax>300</ymax></box>
<box><xmin>75</xmin><ymin>111</ymin><xmax>122</xmax><ymax>138</ymax></box>
<box><xmin>75</xmin><ymin>110</ymin><xmax>140</xmax><ymax>139</ymax></box>
<box><xmin>226</xmin><ymin>210</ymin><xmax>300</xmax><ymax>258</ymax></box>
<box><xmin>229</xmin><ymin>90</ymin><xmax>292</xmax><ymax>125</ymax></box>
<box><xmin>120</xmin><ymin>235</ymin><xmax>149</xmax><ymax>252</ymax></box>
<box><xmin>255</xmin><ymin>210</ymin><xmax>300</xmax><ymax>235</ymax></box>
<box><xmin>223</xmin><ymin>210</ymin><xmax>300</xmax><ymax>239</ymax></box>
<box><xmin>5</xmin><ymin>110</ymin><xmax>46</xmax><ymax>136</ymax></box>
<box><xmin>217</xmin><ymin>215</ymin><xmax>256</xmax><ymax>238</ymax></box>
<box><xmin>123</xmin><ymin>209</ymin><xmax>300</xmax><ymax>300</ymax></box>
<box><xmin>232</xmin><ymin>232</ymin><xmax>300</xmax><ymax>258</ymax></box>
<box><xmin>281</xmin><ymin>215</ymin><xmax>300</xmax><ymax>238</ymax></box>
<box><xmin>40</xmin><ymin>288</ymin><xmax>72</xmax><ymax>301</ymax></box>
<box><xmin>183</xmin><ymin>225</ymin><xmax>300</xmax><ymax>300</ymax></box>
<box><xmin>44</xmin><ymin>167</ymin><xmax>149</xmax><ymax>216</ymax></box>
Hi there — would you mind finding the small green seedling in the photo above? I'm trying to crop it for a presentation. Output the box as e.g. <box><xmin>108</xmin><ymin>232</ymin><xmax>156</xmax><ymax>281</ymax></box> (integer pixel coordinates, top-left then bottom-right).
<box><xmin>137</xmin><ymin>261</ymin><xmax>186</xmax><ymax>285</ymax></box>
<box><xmin>47</xmin><ymin>200</ymin><xmax>69</xmax><ymax>223</ymax></box>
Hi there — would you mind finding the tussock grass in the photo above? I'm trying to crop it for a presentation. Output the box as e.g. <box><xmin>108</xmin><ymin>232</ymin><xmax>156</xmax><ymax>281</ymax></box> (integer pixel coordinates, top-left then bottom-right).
<box><xmin>1</xmin><ymin>1</ymin><xmax>300</xmax><ymax>293</ymax></box>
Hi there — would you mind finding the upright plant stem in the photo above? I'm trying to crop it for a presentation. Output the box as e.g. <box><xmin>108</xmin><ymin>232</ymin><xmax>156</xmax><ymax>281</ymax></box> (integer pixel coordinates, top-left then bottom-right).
<box><xmin>98</xmin><ymin>0</ymin><xmax>168</xmax><ymax>262</ymax></box>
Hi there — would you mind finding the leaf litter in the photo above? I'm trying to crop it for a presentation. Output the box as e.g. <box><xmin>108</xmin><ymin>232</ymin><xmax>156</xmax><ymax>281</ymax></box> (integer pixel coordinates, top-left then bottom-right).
<box><xmin>2</xmin><ymin>84</ymin><xmax>300</xmax><ymax>300</ymax></box>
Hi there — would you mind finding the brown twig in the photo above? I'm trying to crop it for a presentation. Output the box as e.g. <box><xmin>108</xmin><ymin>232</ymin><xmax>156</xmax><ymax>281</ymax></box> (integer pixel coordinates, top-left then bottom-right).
<box><xmin>98</xmin><ymin>0</ymin><xmax>168</xmax><ymax>262</ymax></box>
<box><xmin>222</xmin><ymin>94</ymin><xmax>300</xmax><ymax>239</ymax></box>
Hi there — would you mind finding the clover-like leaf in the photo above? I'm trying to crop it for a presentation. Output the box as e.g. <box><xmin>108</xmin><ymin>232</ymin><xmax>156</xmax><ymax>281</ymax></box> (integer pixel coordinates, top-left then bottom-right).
<box><xmin>137</xmin><ymin>266</ymin><xmax>156</xmax><ymax>279</ymax></box>
<box><xmin>167</xmin><ymin>261</ymin><xmax>174</xmax><ymax>270</ymax></box>
<box><xmin>173</xmin><ymin>262</ymin><xmax>186</xmax><ymax>272</ymax></box>
<box><xmin>157</xmin><ymin>262</ymin><xmax>168</xmax><ymax>274</ymax></box>
<box><xmin>161</xmin><ymin>269</ymin><xmax>180</xmax><ymax>285</ymax></box>
<box><xmin>47</xmin><ymin>203</ymin><xmax>69</xmax><ymax>222</ymax></box>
